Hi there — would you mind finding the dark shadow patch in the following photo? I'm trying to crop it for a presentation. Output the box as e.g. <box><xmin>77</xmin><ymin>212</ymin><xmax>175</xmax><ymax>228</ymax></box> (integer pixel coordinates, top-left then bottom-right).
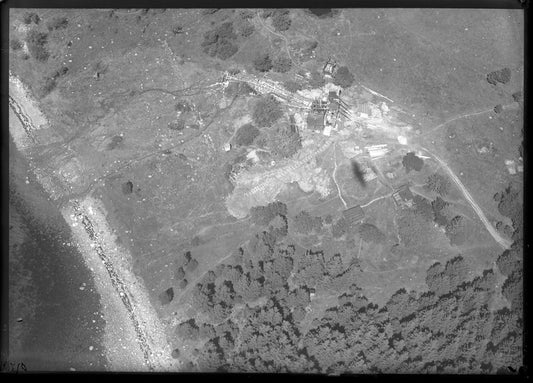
<box><xmin>121</xmin><ymin>181</ymin><xmax>133</xmax><ymax>195</ymax></box>
<box><xmin>350</xmin><ymin>160</ymin><xmax>367</xmax><ymax>188</ymax></box>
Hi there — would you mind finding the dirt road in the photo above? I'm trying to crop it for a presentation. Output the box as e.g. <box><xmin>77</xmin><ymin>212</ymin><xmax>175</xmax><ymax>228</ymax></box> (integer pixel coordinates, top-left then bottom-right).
<box><xmin>418</xmin><ymin>146</ymin><xmax>512</xmax><ymax>250</ymax></box>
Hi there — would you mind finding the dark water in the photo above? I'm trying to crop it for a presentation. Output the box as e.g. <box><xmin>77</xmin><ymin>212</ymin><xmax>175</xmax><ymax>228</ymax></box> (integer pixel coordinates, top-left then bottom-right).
<box><xmin>8</xmin><ymin>136</ymin><xmax>107</xmax><ymax>372</ymax></box>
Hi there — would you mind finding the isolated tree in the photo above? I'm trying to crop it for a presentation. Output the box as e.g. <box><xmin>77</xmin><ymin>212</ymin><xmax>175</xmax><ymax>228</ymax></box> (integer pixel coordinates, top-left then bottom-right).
<box><xmin>176</xmin><ymin>251</ymin><xmax>192</xmax><ymax>269</ymax></box>
<box><xmin>486</xmin><ymin>68</ymin><xmax>511</xmax><ymax>85</ymax></box>
<box><xmin>253</xmin><ymin>95</ymin><xmax>283</xmax><ymax>127</ymax></box>
<box><xmin>512</xmin><ymin>91</ymin><xmax>522</xmax><ymax>103</ymax></box>
<box><xmin>402</xmin><ymin>152</ymin><xmax>424</xmax><ymax>173</ymax></box>
<box><xmin>271</xmin><ymin>9</ymin><xmax>292</xmax><ymax>31</ymax></box>
<box><xmin>253</xmin><ymin>53</ymin><xmax>273</xmax><ymax>72</ymax></box>
<box><xmin>159</xmin><ymin>287</ymin><xmax>174</xmax><ymax>305</ymax></box>
<box><xmin>176</xmin><ymin>266</ymin><xmax>186</xmax><ymax>280</ymax></box>
<box><xmin>179</xmin><ymin>279</ymin><xmax>188</xmax><ymax>289</ymax></box>
<box><xmin>273</xmin><ymin>55</ymin><xmax>292</xmax><ymax>73</ymax></box>
<box><xmin>332</xmin><ymin>66</ymin><xmax>355</xmax><ymax>88</ymax></box>
<box><xmin>186</xmin><ymin>258</ymin><xmax>199</xmax><ymax>272</ymax></box>
<box><xmin>172</xmin><ymin>24</ymin><xmax>184</xmax><ymax>35</ymax></box>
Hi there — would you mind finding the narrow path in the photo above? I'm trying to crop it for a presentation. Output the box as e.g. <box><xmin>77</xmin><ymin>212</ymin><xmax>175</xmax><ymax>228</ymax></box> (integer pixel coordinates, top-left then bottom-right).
<box><xmin>418</xmin><ymin>146</ymin><xmax>512</xmax><ymax>250</ymax></box>
<box><xmin>360</xmin><ymin>192</ymin><xmax>392</xmax><ymax>208</ymax></box>
<box><xmin>332</xmin><ymin>143</ymin><xmax>348</xmax><ymax>209</ymax></box>
<box><xmin>419</xmin><ymin>102</ymin><xmax>518</xmax><ymax>138</ymax></box>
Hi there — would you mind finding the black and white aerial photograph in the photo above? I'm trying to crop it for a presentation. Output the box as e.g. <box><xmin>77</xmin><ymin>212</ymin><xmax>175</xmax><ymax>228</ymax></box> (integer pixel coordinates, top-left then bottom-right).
<box><xmin>5</xmin><ymin>5</ymin><xmax>525</xmax><ymax>374</ymax></box>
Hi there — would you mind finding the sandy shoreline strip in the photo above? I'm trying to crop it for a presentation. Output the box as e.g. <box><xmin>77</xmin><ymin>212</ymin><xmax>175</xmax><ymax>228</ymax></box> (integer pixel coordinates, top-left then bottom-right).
<box><xmin>9</xmin><ymin>74</ymin><xmax>176</xmax><ymax>371</ymax></box>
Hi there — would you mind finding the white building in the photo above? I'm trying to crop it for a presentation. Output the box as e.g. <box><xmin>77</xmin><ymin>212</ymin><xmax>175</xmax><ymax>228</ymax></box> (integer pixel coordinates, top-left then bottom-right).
<box><xmin>505</xmin><ymin>159</ymin><xmax>516</xmax><ymax>175</ymax></box>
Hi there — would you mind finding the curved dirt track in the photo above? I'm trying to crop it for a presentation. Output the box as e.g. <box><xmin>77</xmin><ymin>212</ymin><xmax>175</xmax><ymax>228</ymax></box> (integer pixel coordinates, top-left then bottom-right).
<box><xmin>418</xmin><ymin>146</ymin><xmax>512</xmax><ymax>250</ymax></box>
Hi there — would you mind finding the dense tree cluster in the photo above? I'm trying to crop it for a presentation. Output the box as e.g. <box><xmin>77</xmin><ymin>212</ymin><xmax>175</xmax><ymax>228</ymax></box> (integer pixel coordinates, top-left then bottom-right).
<box><xmin>233</xmin><ymin>123</ymin><xmax>260</xmax><ymax>147</ymax></box>
<box><xmin>25</xmin><ymin>29</ymin><xmax>49</xmax><ymax>62</ymax></box>
<box><xmin>357</xmin><ymin>223</ymin><xmax>385</xmax><ymax>244</ymax></box>
<box><xmin>431</xmin><ymin>196</ymin><xmax>449</xmax><ymax>227</ymax></box>
<box><xmin>402</xmin><ymin>152</ymin><xmax>424</xmax><ymax>173</ymax></box>
<box><xmin>271</xmin><ymin>10</ymin><xmax>292</xmax><ymax>32</ymax></box>
<box><xmin>201</xmin><ymin>22</ymin><xmax>239</xmax><ymax>60</ymax></box>
<box><xmin>252</xmin><ymin>95</ymin><xmax>283</xmax><ymax>127</ymax></box>
<box><xmin>397</xmin><ymin>209</ymin><xmax>438</xmax><ymax>247</ymax></box>
<box><xmin>22</xmin><ymin>11</ymin><xmax>41</xmax><ymax>25</ymax></box>
<box><xmin>309</xmin><ymin>70</ymin><xmax>325</xmax><ymax>88</ymax></box>
<box><xmin>272</xmin><ymin>55</ymin><xmax>292</xmax><ymax>73</ymax></box>
<box><xmin>224</xmin><ymin>81</ymin><xmax>255</xmax><ymax>99</ymax></box>
<box><xmin>486</xmin><ymin>68</ymin><xmax>511</xmax><ymax>85</ymax></box>
<box><xmin>268</xmin><ymin>124</ymin><xmax>302</xmax><ymax>159</ymax></box>
<box><xmin>253</xmin><ymin>53</ymin><xmax>273</xmax><ymax>72</ymax></box>
<box><xmin>493</xmin><ymin>183</ymin><xmax>522</xmax><ymax>238</ymax></box>
<box><xmin>425</xmin><ymin>256</ymin><xmax>469</xmax><ymax>296</ymax></box>
<box><xmin>412</xmin><ymin>195</ymin><xmax>434</xmax><ymax>221</ymax></box>
<box><xmin>236</xmin><ymin>17</ymin><xmax>255</xmax><ymax>37</ymax></box>
<box><xmin>332</xmin><ymin>66</ymin><xmax>355</xmax><ymax>89</ymax></box>
<box><xmin>292</xmin><ymin>211</ymin><xmax>323</xmax><ymax>234</ymax></box>
<box><xmin>283</xmin><ymin>80</ymin><xmax>303</xmax><ymax>93</ymax></box>
<box><xmin>331</xmin><ymin>217</ymin><xmax>349</xmax><ymax>238</ymax></box>
<box><xmin>445</xmin><ymin>215</ymin><xmax>466</xmax><ymax>245</ymax></box>
<box><xmin>250</xmin><ymin>201</ymin><xmax>288</xmax><ymax>226</ymax></box>
<box><xmin>180</xmin><ymin>228</ymin><xmax>522</xmax><ymax>374</ymax></box>
<box><xmin>46</xmin><ymin>16</ymin><xmax>69</xmax><ymax>31</ymax></box>
<box><xmin>425</xmin><ymin>173</ymin><xmax>450</xmax><ymax>196</ymax></box>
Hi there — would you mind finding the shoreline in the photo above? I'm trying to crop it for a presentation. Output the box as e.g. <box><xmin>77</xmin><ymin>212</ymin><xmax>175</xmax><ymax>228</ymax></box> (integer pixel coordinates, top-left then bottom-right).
<box><xmin>9</xmin><ymin>74</ymin><xmax>176</xmax><ymax>371</ymax></box>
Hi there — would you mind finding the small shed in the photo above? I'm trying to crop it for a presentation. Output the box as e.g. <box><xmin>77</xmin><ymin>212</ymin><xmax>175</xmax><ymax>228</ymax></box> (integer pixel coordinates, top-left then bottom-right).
<box><xmin>392</xmin><ymin>184</ymin><xmax>414</xmax><ymax>208</ymax></box>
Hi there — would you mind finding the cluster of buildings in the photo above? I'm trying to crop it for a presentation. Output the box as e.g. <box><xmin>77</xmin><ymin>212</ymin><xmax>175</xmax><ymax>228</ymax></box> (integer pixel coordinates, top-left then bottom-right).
<box><xmin>504</xmin><ymin>159</ymin><xmax>523</xmax><ymax>175</ymax></box>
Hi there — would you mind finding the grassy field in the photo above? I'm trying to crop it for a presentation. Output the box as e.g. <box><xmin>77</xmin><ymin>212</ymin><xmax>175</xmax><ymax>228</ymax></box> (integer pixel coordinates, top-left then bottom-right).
<box><xmin>10</xmin><ymin>8</ymin><xmax>522</xmax><ymax>371</ymax></box>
